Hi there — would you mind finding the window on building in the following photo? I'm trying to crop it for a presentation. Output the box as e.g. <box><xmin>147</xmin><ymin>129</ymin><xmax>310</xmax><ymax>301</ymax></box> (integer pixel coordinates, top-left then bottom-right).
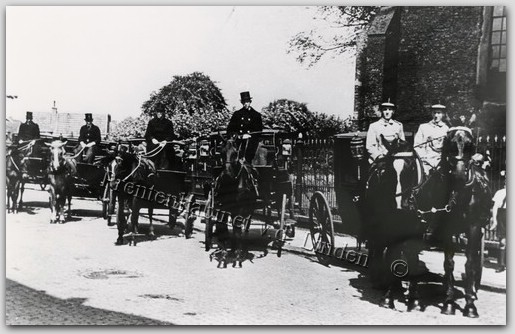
<box><xmin>490</xmin><ymin>6</ymin><xmax>507</xmax><ymax>72</ymax></box>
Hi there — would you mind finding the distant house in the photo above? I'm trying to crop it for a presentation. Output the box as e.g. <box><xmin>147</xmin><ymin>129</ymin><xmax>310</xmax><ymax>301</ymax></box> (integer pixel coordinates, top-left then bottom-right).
<box><xmin>354</xmin><ymin>6</ymin><xmax>506</xmax><ymax>135</ymax></box>
<box><xmin>29</xmin><ymin>107</ymin><xmax>111</xmax><ymax>139</ymax></box>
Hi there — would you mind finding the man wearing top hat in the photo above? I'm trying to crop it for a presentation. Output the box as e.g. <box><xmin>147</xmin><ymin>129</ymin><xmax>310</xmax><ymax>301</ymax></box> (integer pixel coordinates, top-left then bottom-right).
<box><xmin>144</xmin><ymin>109</ymin><xmax>176</xmax><ymax>170</ymax></box>
<box><xmin>17</xmin><ymin>111</ymin><xmax>41</xmax><ymax>178</ymax></box>
<box><xmin>414</xmin><ymin>104</ymin><xmax>450</xmax><ymax>175</ymax></box>
<box><xmin>366</xmin><ymin>100</ymin><xmax>405</xmax><ymax>163</ymax></box>
<box><xmin>18</xmin><ymin>111</ymin><xmax>40</xmax><ymax>142</ymax></box>
<box><xmin>227</xmin><ymin>91</ymin><xmax>263</xmax><ymax>164</ymax></box>
<box><xmin>75</xmin><ymin>113</ymin><xmax>101</xmax><ymax>163</ymax></box>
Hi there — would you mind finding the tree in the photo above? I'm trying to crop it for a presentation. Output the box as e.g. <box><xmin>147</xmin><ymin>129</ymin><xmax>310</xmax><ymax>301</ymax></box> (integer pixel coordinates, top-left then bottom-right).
<box><xmin>261</xmin><ymin>99</ymin><xmax>350</xmax><ymax>138</ymax></box>
<box><xmin>288</xmin><ymin>6</ymin><xmax>379</xmax><ymax>67</ymax></box>
<box><xmin>109</xmin><ymin>116</ymin><xmax>149</xmax><ymax>140</ymax></box>
<box><xmin>141</xmin><ymin>72</ymin><xmax>231</xmax><ymax>138</ymax></box>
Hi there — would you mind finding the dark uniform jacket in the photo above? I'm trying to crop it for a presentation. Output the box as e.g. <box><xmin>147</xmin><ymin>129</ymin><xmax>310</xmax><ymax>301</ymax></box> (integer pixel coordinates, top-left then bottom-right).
<box><xmin>145</xmin><ymin>117</ymin><xmax>176</xmax><ymax>143</ymax></box>
<box><xmin>18</xmin><ymin>121</ymin><xmax>40</xmax><ymax>141</ymax></box>
<box><xmin>227</xmin><ymin>107</ymin><xmax>263</xmax><ymax>135</ymax></box>
<box><xmin>78</xmin><ymin>124</ymin><xmax>101</xmax><ymax>145</ymax></box>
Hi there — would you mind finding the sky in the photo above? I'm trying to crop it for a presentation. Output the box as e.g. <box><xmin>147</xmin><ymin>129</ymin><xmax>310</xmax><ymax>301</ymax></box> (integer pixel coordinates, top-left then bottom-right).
<box><xmin>6</xmin><ymin>6</ymin><xmax>357</xmax><ymax>122</ymax></box>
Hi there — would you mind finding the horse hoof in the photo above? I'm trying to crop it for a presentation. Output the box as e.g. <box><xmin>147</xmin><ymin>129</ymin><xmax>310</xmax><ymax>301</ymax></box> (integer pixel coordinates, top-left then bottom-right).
<box><xmin>50</xmin><ymin>220</ymin><xmax>56</xmax><ymax>224</ymax></box>
<box><xmin>58</xmin><ymin>220</ymin><xmax>65</xmax><ymax>224</ymax></box>
<box><xmin>463</xmin><ymin>304</ymin><xmax>479</xmax><ymax>318</ymax></box>
<box><xmin>407</xmin><ymin>299</ymin><xmax>425</xmax><ymax>312</ymax></box>
<box><xmin>441</xmin><ymin>301</ymin><xmax>458</xmax><ymax>315</ymax></box>
<box><xmin>379</xmin><ymin>297</ymin><xmax>395</xmax><ymax>309</ymax></box>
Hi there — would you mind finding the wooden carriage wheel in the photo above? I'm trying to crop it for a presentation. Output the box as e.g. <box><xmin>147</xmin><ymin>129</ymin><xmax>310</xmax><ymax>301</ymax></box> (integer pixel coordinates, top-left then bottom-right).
<box><xmin>204</xmin><ymin>190</ymin><xmax>214</xmax><ymax>251</ymax></box>
<box><xmin>309</xmin><ymin>191</ymin><xmax>335</xmax><ymax>265</ymax></box>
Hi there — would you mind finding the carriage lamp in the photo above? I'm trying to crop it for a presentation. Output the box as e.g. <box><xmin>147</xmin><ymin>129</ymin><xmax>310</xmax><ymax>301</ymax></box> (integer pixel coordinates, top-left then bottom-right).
<box><xmin>282</xmin><ymin>139</ymin><xmax>292</xmax><ymax>156</ymax></box>
<box><xmin>199</xmin><ymin>140</ymin><xmax>210</xmax><ymax>157</ymax></box>
<box><xmin>350</xmin><ymin>135</ymin><xmax>365</xmax><ymax>160</ymax></box>
<box><xmin>350</xmin><ymin>135</ymin><xmax>365</xmax><ymax>180</ymax></box>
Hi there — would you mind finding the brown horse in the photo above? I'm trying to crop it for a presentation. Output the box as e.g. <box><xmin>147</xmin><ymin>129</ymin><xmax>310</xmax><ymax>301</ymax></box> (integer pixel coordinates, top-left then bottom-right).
<box><xmin>363</xmin><ymin>136</ymin><xmax>426</xmax><ymax>311</ymax></box>
<box><xmin>414</xmin><ymin>126</ymin><xmax>491</xmax><ymax>317</ymax></box>
<box><xmin>209</xmin><ymin>138</ymin><xmax>260</xmax><ymax>267</ymax></box>
<box><xmin>6</xmin><ymin>145</ymin><xmax>23</xmax><ymax>213</ymax></box>
<box><xmin>45</xmin><ymin>140</ymin><xmax>76</xmax><ymax>224</ymax></box>
<box><xmin>111</xmin><ymin>150</ymin><xmax>157</xmax><ymax>246</ymax></box>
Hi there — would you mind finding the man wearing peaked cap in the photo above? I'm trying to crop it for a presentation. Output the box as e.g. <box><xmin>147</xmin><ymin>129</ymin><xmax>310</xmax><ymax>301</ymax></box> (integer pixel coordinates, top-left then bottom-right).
<box><xmin>227</xmin><ymin>91</ymin><xmax>263</xmax><ymax>164</ymax></box>
<box><xmin>75</xmin><ymin>113</ymin><xmax>101</xmax><ymax>163</ymax></box>
<box><xmin>414</xmin><ymin>103</ymin><xmax>450</xmax><ymax>175</ymax></box>
<box><xmin>366</xmin><ymin>100</ymin><xmax>405</xmax><ymax>163</ymax></box>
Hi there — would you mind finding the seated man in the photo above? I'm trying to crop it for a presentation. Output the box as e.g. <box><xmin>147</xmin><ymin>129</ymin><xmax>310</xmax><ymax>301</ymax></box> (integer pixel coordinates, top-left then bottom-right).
<box><xmin>17</xmin><ymin>111</ymin><xmax>41</xmax><ymax>178</ymax></box>
<box><xmin>75</xmin><ymin>113</ymin><xmax>101</xmax><ymax>163</ymax></box>
<box><xmin>144</xmin><ymin>110</ymin><xmax>176</xmax><ymax>170</ymax></box>
<box><xmin>366</xmin><ymin>101</ymin><xmax>405</xmax><ymax>165</ymax></box>
<box><xmin>414</xmin><ymin>104</ymin><xmax>449</xmax><ymax>175</ymax></box>
<box><xmin>227</xmin><ymin>91</ymin><xmax>263</xmax><ymax>164</ymax></box>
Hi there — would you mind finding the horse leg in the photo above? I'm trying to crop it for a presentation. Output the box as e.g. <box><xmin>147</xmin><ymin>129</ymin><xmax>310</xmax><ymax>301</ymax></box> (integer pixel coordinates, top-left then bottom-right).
<box><xmin>49</xmin><ymin>189</ymin><xmax>57</xmax><ymax>224</ymax></box>
<box><xmin>66</xmin><ymin>193</ymin><xmax>72</xmax><ymax>220</ymax></box>
<box><xmin>58</xmin><ymin>195</ymin><xmax>65</xmax><ymax>224</ymax></box>
<box><xmin>379</xmin><ymin>246</ymin><xmax>401</xmax><ymax>310</ymax></box>
<box><xmin>7</xmin><ymin>186</ymin><xmax>12</xmax><ymax>213</ymax></box>
<box><xmin>115</xmin><ymin>197</ymin><xmax>127</xmax><ymax>245</ymax></box>
<box><xmin>442</xmin><ymin>235</ymin><xmax>458</xmax><ymax>315</ymax></box>
<box><xmin>463</xmin><ymin>224</ymin><xmax>482</xmax><ymax>318</ymax></box>
<box><xmin>18</xmin><ymin>181</ymin><xmax>25</xmax><ymax>210</ymax></box>
<box><xmin>130</xmin><ymin>197</ymin><xmax>141</xmax><ymax>245</ymax></box>
<box><xmin>148</xmin><ymin>205</ymin><xmax>155</xmax><ymax>239</ymax></box>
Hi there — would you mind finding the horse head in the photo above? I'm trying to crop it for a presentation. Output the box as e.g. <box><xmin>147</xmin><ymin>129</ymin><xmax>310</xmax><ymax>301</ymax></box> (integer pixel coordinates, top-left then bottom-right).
<box><xmin>375</xmin><ymin>135</ymin><xmax>424</xmax><ymax>210</ymax></box>
<box><xmin>444</xmin><ymin>126</ymin><xmax>475</xmax><ymax>185</ymax></box>
<box><xmin>45</xmin><ymin>140</ymin><xmax>68</xmax><ymax>172</ymax></box>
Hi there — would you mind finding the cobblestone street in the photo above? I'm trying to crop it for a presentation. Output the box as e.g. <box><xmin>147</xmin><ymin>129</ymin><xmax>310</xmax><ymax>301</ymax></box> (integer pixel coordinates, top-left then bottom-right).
<box><xmin>5</xmin><ymin>186</ymin><xmax>506</xmax><ymax>325</ymax></box>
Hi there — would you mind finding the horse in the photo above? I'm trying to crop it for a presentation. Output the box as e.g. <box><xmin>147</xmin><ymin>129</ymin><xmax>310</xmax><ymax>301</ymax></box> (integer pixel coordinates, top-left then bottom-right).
<box><xmin>111</xmin><ymin>150</ymin><xmax>157</xmax><ymax>246</ymax></box>
<box><xmin>6</xmin><ymin>145</ymin><xmax>23</xmax><ymax>213</ymax></box>
<box><xmin>45</xmin><ymin>140</ymin><xmax>76</xmax><ymax>224</ymax></box>
<box><xmin>413</xmin><ymin>126</ymin><xmax>492</xmax><ymax>317</ymax></box>
<box><xmin>363</xmin><ymin>135</ymin><xmax>426</xmax><ymax>311</ymax></box>
<box><xmin>8</xmin><ymin>139</ymin><xmax>46</xmax><ymax>210</ymax></box>
<box><xmin>209</xmin><ymin>137</ymin><xmax>260</xmax><ymax>267</ymax></box>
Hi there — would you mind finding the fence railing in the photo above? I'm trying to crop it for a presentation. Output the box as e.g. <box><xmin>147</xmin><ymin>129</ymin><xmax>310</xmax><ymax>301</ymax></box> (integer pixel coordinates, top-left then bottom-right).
<box><xmin>292</xmin><ymin>134</ymin><xmax>506</xmax><ymax>245</ymax></box>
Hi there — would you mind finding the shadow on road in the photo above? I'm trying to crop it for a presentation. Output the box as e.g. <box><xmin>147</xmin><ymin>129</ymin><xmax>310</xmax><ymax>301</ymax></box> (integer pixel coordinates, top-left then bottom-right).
<box><xmin>6</xmin><ymin>279</ymin><xmax>173</xmax><ymax>325</ymax></box>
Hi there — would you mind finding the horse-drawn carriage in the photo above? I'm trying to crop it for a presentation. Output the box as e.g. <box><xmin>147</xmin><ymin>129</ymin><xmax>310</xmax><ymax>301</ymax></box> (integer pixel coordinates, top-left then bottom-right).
<box><xmin>192</xmin><ymin>130</ymin><xmax>297</xmax><ymax>266</ymax></box>
<box><xmin>307</xmin><ymin>128</ymin><xmax>492</xmax><ymax>317</ymax></box>
<box><xmin>102</xmin><ymin>138</ymin><xmax>196</xmax><ymax>245</ymax></box>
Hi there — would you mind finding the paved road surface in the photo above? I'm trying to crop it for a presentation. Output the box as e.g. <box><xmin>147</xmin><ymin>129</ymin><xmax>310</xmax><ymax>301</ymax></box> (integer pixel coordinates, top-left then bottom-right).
<box><xmin>5</xmin><ymin>186</ymin><xmax>506</xmax><ymax>325</ymax></box>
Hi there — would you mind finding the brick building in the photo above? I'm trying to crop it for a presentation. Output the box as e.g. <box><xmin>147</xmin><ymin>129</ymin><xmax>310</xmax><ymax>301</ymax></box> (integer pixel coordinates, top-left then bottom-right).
<box><xmin>354</xmin><ymin>6</ymin><xmax>506</xmax><ymax>135</ymax></box>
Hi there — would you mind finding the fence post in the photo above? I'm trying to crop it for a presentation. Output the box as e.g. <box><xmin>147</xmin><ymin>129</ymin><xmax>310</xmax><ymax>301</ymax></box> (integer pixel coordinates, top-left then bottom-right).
<box><xmin>295</xmin><ymin>136</ymin><xmax>304</xmax><ymax>214</ymax></box>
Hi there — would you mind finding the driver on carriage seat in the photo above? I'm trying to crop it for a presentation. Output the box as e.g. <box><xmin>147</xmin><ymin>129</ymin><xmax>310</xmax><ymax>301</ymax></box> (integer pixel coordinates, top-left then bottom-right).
<box><xmin>366</xmin><ymin>101</ymin><xmax>405</xmax><ymax>165</ymax></box>
<box><xmin>414</xmin><ymin>104</ymin><xmax>450</xmax><ymax>176</ymax></box>
<box><xmin>17</xmin><ymin>111</ymin><xmax>41</xmax><ymax>178</ymax></box>
<box><xmin>144</xmin><ymin>109</ymin><xmax>176</xmax><ymax>170</ymax></box>
<box><xmin>75</xmin><ymin>113</ymin><xmax>102</xmax><ymax>164</ymax></box>
<box><xmin>227</xmin><ymin>91</ymin><xmax>263</xmax><ymax>164</ymax></box>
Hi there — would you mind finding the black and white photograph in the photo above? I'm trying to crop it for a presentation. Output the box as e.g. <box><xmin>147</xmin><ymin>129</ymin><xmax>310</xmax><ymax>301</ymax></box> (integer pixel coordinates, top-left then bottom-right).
<box><xmin>4</xmin><ymin>4</ymin><xmax>507</xmax><ymax>325</ymax></box>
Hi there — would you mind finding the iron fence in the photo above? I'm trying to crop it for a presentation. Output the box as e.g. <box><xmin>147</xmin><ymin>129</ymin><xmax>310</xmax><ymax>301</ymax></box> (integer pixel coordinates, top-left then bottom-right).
<box><xmin>292</xmin><ymin>134</ymin><xmax>506</xmax><ymax>245</ymax></box>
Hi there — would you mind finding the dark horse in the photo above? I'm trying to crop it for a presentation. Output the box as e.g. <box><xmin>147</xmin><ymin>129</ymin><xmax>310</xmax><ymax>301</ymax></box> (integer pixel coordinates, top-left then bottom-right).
<box><xmin>208</xmin><ymin>138</ymin><xmax>260</xmax><ymax>267</ymax></box>
<box><xmin>111</xmin><ymin>150</ymin><xmax>157</xmax><ymax>246</ymax></box>
<box><xmin>6</xmin><ymin>145</ymin><xmax>23</xmax><ymax>213</ymax></box>
<box><xmin>364</xmin><ymin>135</ymin><xmax>426</xmax><ymax>311</ymax></box>
<box><xmin>45</xmin><ymin>140</ymin><xmax>76</xmax><ymax>224</ymax></box>
<box><xmin>413</xmin><ymin>126</ymin><xmax>491</xmax><ymax>317</ymax></box>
